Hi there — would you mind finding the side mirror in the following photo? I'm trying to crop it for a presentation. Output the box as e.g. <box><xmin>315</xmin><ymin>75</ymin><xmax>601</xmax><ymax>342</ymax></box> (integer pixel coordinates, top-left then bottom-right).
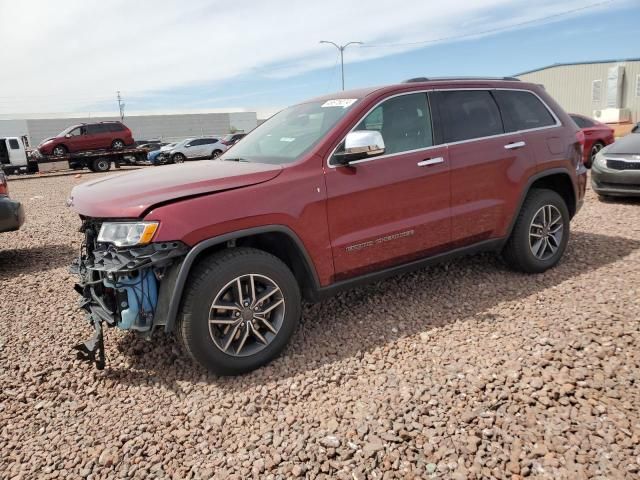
<box><xmin>184</xmin><ymin>144</ymin><xmax>191</xmax><ymax>148</ymax></box>
<box><xmin>65</xmin><ymin>134</ymin><xmax>71</xmax><ymax>138</ymax></box>
<box><xmin>333</xmin><ymin>130</ymin><xmax>385</xmax><ymax>166</ymax></box>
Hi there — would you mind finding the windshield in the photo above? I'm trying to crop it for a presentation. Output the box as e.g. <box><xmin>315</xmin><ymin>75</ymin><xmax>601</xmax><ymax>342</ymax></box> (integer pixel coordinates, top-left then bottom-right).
<box><xmin>220</xmin><ymin>99</ymin><xmax>359</xmax><ymax>164</ymax></box>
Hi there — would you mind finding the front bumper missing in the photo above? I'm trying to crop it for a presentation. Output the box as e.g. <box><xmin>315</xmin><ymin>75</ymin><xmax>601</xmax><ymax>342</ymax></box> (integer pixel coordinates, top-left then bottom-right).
<box><xmin>71</xmin><ymin>231</ymin><xmax>189</xmax><ymax>369</ymax></box>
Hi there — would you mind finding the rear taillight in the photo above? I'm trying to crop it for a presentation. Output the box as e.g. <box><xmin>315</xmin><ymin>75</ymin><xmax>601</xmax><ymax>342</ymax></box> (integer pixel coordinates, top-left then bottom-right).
<box><xmin>576</xmin><ymin>130</ymin><xmax>586</xmax><ymax>163</ymax></box>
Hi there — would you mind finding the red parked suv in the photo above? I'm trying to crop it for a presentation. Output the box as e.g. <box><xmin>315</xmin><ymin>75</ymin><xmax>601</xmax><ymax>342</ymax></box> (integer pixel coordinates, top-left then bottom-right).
<box><xmin>68</xmin><ymin>78</ymin><xmax>587</xmax><ymax>374</ymax></box>
<box><xmin>38</xmin><ymin>121</ymin><xmax>134</xmax><ymax>156</ymax></box>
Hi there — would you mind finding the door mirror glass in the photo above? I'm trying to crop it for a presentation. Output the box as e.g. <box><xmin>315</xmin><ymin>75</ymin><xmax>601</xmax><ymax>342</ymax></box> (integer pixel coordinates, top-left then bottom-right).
<box><xmin>333</xmin><ymin>130</ymin><xmax>385</xmax><ymax>165</ymax></box>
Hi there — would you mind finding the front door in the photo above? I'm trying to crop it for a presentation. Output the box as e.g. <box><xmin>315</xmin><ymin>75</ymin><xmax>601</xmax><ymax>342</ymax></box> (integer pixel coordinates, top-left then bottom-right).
<box><xmin>325</xmin><ymin>92</ymin><xmax>451</xmax><ymax>281</ymax></box>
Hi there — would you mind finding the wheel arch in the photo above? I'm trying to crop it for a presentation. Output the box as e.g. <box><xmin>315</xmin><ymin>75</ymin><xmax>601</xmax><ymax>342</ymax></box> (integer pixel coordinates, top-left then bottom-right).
<box><xmin>506</xmin><ymin>168</ymin><xmax>577</xmax><ymax>239</ymax></box>
<box><xmin>162</xmin><ymin>226</ymin><xmax>320</xmax><ymax>332</ymax></box>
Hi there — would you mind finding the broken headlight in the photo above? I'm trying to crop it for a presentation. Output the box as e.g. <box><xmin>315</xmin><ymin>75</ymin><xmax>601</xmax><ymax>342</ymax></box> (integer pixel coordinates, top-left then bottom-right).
<box><xmin>97</xmin><ymin>221</ymin><xmax>159</xmax><ymax>247</ymax></box>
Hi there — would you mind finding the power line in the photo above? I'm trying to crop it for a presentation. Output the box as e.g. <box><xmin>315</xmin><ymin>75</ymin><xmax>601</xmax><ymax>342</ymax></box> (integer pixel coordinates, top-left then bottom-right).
<box><xmin>360</xmin><ymin>0</ymin><xmax>614</xmax><ymax>49</ymax></box>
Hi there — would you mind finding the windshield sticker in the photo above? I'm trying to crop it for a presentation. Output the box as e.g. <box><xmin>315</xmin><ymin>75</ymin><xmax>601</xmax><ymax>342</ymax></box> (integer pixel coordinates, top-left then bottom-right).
<box><xmin>321</xmin><ymin>99</ymin><xmax>357</xmax><ymax>108</ymax></box>
<box><xmin>280</xmin><ymin>137</ymin><xmax>296</xmax><ymax>142</ymax></box>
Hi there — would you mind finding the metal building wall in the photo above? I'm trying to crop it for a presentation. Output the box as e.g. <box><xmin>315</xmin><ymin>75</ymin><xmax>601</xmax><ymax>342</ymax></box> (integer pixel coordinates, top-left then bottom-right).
<box><xmin>24</xmin><ymin>112</ymin><xmax>258</xmax><ymax>145</ymax></box>
<box><xmin>516</xmin><ymin>60</ymin><xmax>640</xmax><ymax>122</ymax></box>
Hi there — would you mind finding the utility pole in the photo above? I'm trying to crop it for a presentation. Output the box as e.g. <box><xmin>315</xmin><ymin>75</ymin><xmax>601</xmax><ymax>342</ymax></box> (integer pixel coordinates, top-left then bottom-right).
<box><xmin>319</xmin><ymin>41</ymin><xmax>363</xmax><ymax>90</ymax></box>
<box><xmin>116</xmin><ymin>91</ymin><xmax>125</xmax><ymax>122</ymax></box>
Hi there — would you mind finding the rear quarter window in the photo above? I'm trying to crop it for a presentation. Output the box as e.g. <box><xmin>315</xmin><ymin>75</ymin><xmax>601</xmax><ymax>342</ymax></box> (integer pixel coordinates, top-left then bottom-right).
<box><xmin>494</xmin><ymin>90</ymin><xmax>557</xmax><ymax>132</ymax></box>
<box><xmin>8</xmin><ymin>139</ymin><xmax>20</xmax><ymax>149</ymax></box>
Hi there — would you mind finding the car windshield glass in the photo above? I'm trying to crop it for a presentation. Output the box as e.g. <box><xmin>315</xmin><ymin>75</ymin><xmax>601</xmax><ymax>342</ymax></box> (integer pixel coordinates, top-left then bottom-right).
<box><xmin>220</xmin><ymin>99</ymin><xmax>359</xmax><ymax>164</ymax></box>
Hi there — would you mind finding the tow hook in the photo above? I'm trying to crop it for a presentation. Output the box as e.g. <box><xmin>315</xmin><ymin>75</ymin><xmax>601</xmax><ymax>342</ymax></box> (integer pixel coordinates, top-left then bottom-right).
<box><xmin>73</xmin><ymin>314</ymin><xmax>106</xmax><ymax>370</ymax></box>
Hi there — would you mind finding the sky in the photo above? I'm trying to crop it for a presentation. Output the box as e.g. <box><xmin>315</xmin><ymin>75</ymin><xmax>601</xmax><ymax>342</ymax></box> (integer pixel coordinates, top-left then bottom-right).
<box><xmin>1</xmin><ymin>0</ymin><xmax>639</xmax><ymax>119</ymax></box>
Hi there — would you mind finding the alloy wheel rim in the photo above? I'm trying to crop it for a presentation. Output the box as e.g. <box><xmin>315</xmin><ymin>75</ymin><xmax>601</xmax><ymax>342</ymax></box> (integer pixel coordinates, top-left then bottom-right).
<box><xmin>591</xmin><ymin>143</ymin><xmax>603</xmax><ymax>163</ymax></box>
<box><xmin>208</xmin><ymin>274</ymin><xmax>285</xmax><ymax>357</ymax></box>
<box><xmin>529</xmin><ymin>204</ymin><xmax>563</xmax><ymax>261</ymax></box>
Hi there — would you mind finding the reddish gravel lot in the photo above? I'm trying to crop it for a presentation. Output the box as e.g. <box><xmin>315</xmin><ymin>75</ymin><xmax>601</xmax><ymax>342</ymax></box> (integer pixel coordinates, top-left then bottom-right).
<box><xmin>1</xmin><ymin>171</ymin><xmax>640</xmax><ymax>479</ymax></box>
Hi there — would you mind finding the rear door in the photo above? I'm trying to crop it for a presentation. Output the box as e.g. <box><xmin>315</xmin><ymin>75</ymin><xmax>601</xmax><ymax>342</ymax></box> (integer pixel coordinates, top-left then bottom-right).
<box><xmin>325</xmin><ymin>91</ymin><xmax>451</xmax><ymax>280</ymax></box>
<box><xmin>433</xmin><ymin>89</ymin><xmax>533</xmax><ymax>245</ymax></box>
<box><xmin>493</xmin><ymin>89</ymin><xmax>561</xmax><ymax>171</ymax></box>
<box><xmin>83</xmin><ymin>124</ymin><xmax>103</xmax><ymax>150</ymax></box>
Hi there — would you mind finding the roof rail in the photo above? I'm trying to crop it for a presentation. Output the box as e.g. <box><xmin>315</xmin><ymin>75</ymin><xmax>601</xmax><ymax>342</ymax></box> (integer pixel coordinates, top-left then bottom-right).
<box><xmin>403</xmin><ymin>76</ymin><xmax>521</xmax><ymax>83</ymax></box>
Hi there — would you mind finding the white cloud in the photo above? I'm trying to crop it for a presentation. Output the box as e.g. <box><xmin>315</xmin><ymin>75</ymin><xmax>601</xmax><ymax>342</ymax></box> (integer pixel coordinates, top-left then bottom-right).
<box><xmin>0</xmin><ymin>0</ymin><xmax>619</xmax><ymax>114</ymax></box>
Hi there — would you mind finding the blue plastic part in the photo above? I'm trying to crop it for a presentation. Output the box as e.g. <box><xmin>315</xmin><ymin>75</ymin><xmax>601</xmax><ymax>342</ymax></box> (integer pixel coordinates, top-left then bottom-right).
<box><xmin>104</xmin><ymin>269</ymin><xmax>158</xmax><ymax>331</ymax></box>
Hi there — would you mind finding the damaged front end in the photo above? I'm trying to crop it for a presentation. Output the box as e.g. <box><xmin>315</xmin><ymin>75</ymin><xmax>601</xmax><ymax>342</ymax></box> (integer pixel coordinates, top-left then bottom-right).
<box><xmin>71</xmin><ymin>219</ymin><xmax>189</xmax><ymax>369</ymax></box>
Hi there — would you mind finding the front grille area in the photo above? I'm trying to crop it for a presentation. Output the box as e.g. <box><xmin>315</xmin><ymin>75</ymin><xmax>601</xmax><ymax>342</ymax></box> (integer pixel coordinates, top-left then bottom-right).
<box><xmin>607</xmin><ymin>159</ymin><xmax>640</xmax><ymax>170</ymax></box>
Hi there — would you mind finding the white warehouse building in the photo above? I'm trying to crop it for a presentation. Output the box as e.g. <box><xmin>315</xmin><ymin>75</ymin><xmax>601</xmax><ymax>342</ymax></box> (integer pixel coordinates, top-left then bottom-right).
<box><xmin>0</xmin><ymin>111</ymin><xmax>258</xmax><ymax>146</ymax></box>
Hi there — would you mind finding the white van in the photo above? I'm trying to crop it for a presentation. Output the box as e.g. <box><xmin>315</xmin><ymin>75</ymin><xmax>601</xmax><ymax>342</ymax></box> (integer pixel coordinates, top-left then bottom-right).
<box><xmin>0</xmin><ymin>137</ymin><xmax>35</xmax><ymax>174</ymax></box>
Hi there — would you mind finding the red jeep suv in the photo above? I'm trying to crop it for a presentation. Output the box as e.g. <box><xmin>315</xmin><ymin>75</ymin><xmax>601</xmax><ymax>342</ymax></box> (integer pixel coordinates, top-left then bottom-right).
<box><xmin>38</xmin><ymin>121</ymin><xmax>134</xmax><ymax>156</ymax></box>
<box><xmin>68</xmin><ymin>78</ymin><xmax>587</xmax><ymax>374</ymax></box>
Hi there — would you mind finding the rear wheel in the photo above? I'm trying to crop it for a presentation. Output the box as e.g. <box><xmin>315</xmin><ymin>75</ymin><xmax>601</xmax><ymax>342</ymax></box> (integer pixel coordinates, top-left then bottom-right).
<box><xmin>111</xmin><ymin>139</ymin><xmax>125</xmax><ymax>150</ymax></box>
<box><xmin>211</xmin><ymin>149</ymin><xmax>223</xmax><ymax>159</ymax></box>
<box><xmin>502</xmin><ymin>188</ymin><xmax>570</xmax><ymax>273</ymax></box>
<box><xmin>588</xmin><ymin>141</ymin><xmax>605</xmax><ymax>168</ymax></box>
<box><xmin>52</xmin><ymin>145</ymin><xmax>67</xmax><ymax>156</ymax></box>
<box><xmin>178</xmin><ymin>247</ymin><xmax>301</xmax><ymax>375</ymax></box>
<box><xmin>173</xmin><ymin>153</ymin><xmax>186</xmax><ymax>163</ymax></box>
<box><xmin>92</xmin><ymin>158</ymin><xmax>111</xmax><ymax>172</ymax></box>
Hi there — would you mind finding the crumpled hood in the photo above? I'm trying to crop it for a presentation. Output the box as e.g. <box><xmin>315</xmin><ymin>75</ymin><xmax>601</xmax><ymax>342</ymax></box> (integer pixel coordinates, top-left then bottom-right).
<box><xmin>605</xmin><ymin>134</ymin><xmax>640</xmax><ymax>154</ymax></box>
<box><xmin>68</xmin><ymin>161</ymin><xmax>283</xmax><ymax>218</ymax></box>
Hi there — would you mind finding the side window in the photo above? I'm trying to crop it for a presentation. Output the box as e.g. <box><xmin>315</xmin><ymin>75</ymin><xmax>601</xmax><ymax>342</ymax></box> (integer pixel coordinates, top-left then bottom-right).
<box><xmin>110</xmin><ymin>123</ymin><xmax>125</xmax><ymax>132</ymax></box>
<box><xmin>68</xmin><ymin>127</ymin><xmax>83</xmax><ymax>137</ymax></box>
<box><xmin>191</xmin><ymin>139</ymin><xmax>204</xmax><ymax>146</ymax></box>
<box><xmin>494</xmin><ymin>90</ymin><xmax>556</xmax><ymax>132</ymax></box>
<box><xmin>86</xmin><ymin>124</ymin><xmax>103</xmax><ymax>135</ymax></box>
<box><xmin>354</xmin><ymin>93</ymin><xmax>433</xmax><ymax>155</ymax></box>
<box><xmin>8</xmin><ymin>139</ymin><xmax>20</xmax><ymax>149</ymax></box>
<box><xmin>437</xmin><ymin>90</ymin><xmax>503</xmax><ymax>142</ymax></box>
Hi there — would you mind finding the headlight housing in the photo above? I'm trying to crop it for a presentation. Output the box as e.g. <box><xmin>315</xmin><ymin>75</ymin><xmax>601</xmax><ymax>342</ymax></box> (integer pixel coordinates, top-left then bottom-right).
<box><xmin>594</xmin><ymin>149</ymin><xmax>607</xmax><ymax>167</ymax></box>
<box><xmin>97</xmin><ymin>221</ymin><xmax>159</xmax><ymax>247</ymax></box>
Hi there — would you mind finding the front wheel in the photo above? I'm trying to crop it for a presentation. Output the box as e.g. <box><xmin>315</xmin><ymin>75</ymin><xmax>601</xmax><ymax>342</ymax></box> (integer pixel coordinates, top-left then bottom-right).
<box><xmin>52</xmin><ymin>145</ymin><xmax>67</xmax><ymax>156</ymax></box>
<box><xmin>173</xmin><ymin>153</ymin><xmax>186</xmax><ymax>163</ymax></box>
<box><xmin>502</xmin><ymin>188</ymin><xmax>570</xmax><ymax>273</ymax></box>
<box><xmin>178</xmin><ymin>248</ymin><xmax>301</xmax><ymax>375</ymax></box>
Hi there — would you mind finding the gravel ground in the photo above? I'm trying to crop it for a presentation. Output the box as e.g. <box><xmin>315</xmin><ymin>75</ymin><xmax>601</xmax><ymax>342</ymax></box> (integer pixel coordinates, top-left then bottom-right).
<box><xmin>1</xmin><ymin>172</ymin><xmax>640</xmax><ymax>479</ymax></box>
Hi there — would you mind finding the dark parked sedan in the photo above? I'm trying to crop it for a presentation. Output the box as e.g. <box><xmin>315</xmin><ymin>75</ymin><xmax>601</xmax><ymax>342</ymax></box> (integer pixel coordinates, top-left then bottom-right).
<box><xmin>591</xmin><ymin>131</ymin><xmax>640</xmax><ymax>198</ymax></box>
<box><xmin>0</xmin><ymin>169</ymin><xmax>25</xmax><ymax>232</ymax></box>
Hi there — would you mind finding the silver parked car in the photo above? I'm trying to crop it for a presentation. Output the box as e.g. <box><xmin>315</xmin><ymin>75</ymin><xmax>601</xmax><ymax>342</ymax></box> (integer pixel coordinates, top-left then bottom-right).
<box><xmin>591</xmin><ymin>130</ymin><xmax>640</xmax><ymax>199</ymax></box>
<box><xmin>169</xmin><ymin>137</ymin><xmax>227</xmax><ymax>163</ymax></box>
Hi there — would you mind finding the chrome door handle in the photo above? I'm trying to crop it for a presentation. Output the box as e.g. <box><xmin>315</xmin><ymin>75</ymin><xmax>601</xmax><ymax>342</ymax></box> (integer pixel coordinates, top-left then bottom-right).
<box><xmin>417</xmin><ymin>157</ymin><xmax>444</xmax><ymax>167</ymax></box>
<box><xmin>504</xmin><ymin>141</ymin><xmax>526</xmax><ymax>150</ymax></box>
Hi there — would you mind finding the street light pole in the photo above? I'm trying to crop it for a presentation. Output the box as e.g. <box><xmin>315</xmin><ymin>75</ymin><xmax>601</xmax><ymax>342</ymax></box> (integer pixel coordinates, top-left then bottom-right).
<box><xmin>319</xmin><ymin>40</ymin><xmax>363</xmax><ymax>90</ymax></box>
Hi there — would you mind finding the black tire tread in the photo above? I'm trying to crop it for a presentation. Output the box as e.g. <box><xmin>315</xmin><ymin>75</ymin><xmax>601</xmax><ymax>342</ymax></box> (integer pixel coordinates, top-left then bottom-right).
<box><xmin>502</xmin><ymin>188</ymin><xmax>569</xmax><ymax>273</ymax></box>
<box><xmin>177</xmin><ymin>247</ymin><xmax>299</xmax><ymax>374</ymax></box>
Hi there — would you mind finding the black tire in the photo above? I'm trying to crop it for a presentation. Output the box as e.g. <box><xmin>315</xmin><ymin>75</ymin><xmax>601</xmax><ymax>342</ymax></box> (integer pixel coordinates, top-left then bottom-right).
<box><xmin>211</xmin><ymin>149</ymin><xmax>223</xmax><ymax>159</ymax></box>
<box><xmin>173</xmin><ymin>153</ymin><xmax>186</xmax><ymax>164</ymax></box>
<box><xmin>587</xmin><ymin>141</ymin><xmax>605</xmax><ymax>169</ymax></box>
<box><xmin>502</xmin><ymin>188</ymin><xmax>570</xmax><ymax>273</ymax></box>
<box><xmin>111</xmin><ymin>139</ymin><xmax>125</xmax><ymax>150</ymax></box>
<box><xmin>92</xmin><ymin>158</ymin><xmax>111</xmax><ymax>172</ymax></box>
<box><xmin>52</xmin><ymin>145</ymin><xmax>67</xmax><ymax>156</ymax></box>
<box><xmin>177</xmin><ymin>247</ymin><xmax>301</xmax><ymax>375</ymax></box>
